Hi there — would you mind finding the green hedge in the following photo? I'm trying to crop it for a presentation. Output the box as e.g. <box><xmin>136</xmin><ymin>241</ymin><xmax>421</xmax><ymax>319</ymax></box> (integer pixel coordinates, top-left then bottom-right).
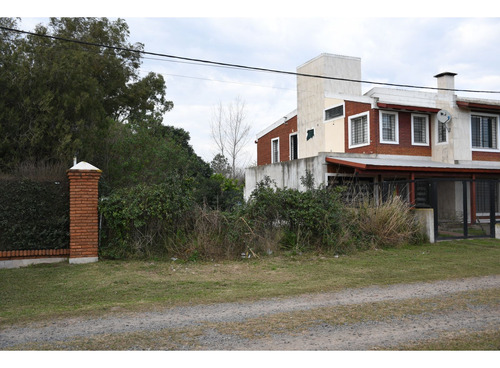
<box><xmin>99</xmin><ymin>176</ymin><xmax>195</xmax><ymax>259</ymax></box>
<box><xmin>0</xmin><ymin>179</ymin><xmax>69</xmax><ymax>251</ymax></box>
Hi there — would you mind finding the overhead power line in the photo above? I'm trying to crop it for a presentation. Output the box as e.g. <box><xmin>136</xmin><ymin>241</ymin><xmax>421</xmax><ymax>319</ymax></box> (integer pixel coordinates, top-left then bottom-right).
<box><xmin>1</xmin><ymin>25</ymin><xmax>499</xmax><ymax>94</ymax></box>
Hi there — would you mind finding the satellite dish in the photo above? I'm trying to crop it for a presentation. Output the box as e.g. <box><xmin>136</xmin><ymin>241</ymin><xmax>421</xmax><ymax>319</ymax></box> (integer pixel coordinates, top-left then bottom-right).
<box><xmin>437</xmin><ymin>109</ymin><xmax>452</xmax><ymax>132</ymax></box>
<box><xmin>437</xmin><ymin>110</ymin><xmax>451</xmax><ymax>124</ymax></box>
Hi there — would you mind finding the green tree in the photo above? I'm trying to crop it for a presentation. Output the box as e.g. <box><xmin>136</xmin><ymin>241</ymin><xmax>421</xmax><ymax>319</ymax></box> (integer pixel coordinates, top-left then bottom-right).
<box><xmin>0</xmin><ymin>17</ymin><xmax>171</xmax><ymax>172</ymax></box>
<box><xmin>102</xmin><ymin>122</ymin><xmax>211</xmax><ymax>191</ymax></box>
<box><xmin>210</xmin><ymin>153</ymin><xmax>231</xmax><ymax>177</ymax></box>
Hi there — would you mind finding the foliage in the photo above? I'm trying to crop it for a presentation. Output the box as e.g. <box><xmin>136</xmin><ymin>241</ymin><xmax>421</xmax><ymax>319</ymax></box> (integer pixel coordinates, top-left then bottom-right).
<box><xmin>0</xmin><ymin>17</ymin><xmax>214</xmax><ymax>192</ymax></box>
<box><xmin>187</xmin><ymin>206</ymin><xmax>250</xmax><ymax>260</ymax></box>
<box><xmin>245</xmin><ymin>174</ymin><xmax>343</xmax><ymax>252</ymax></box>
<box><xmin>0</xmin><ymin>17</ymin><xmax>172</xmax><ymax>173</ymax></box>
<box><xmin>0</xmin><ymin>178</ymin><xmax>69</xmax><ymax>250</ymax></box>
<box><xmin>100</xmin><ymin>122</ymin><xmax>211</xmax><ymax>193</ymax></box>
<box><xmin>99</xmin><ymin>176</ymin><xmax>195</xmax><ymax>259</ymax></box>
<box><xmin>210</xmin><ymin>153</ymin><xmax>231</xmax><ymax>177</ymax></box>
<box><xmin>99</xmin><ymin>169</ymin><xmax>425</xmax><ymax>260</ymax></box>
<box><xmin>195</xmin><ymin>173</ymin><xmax>244</xmax><ymax>211</ymax></box>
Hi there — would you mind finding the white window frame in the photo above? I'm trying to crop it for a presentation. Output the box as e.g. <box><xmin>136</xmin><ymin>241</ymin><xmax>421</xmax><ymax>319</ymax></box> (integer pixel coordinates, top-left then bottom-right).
<box><xmin>324</xmin><ymin>102</ymin><xmax>345</xmax><ymax>122</ymax></box>
<box><xmin>471</xmin><ymin>112</ymin><xmax>500</xmax><ymax>152</ymax></box>
<box><xmin>271</xmin><ymin>137</ymin><xmax>280</xmax><ymax>163</ymax></box>
<box><xmin>348</xmin><ymin>112</ymin><xmax>370</xmax><ymax>149</ymax></box>
<box><xmin>289</xmin><ymin>132</ymin><xmax>298</xmax><ymax>160</ymax></box>
<box><xmin>411</xmin><ymin>113</ymin><xmax>430</xmax><ymax>146</ymax></box>
<box><xmin>379</xmin><ymin>110</ymin><xmax>399</xmax><ymax>144</ymax></box>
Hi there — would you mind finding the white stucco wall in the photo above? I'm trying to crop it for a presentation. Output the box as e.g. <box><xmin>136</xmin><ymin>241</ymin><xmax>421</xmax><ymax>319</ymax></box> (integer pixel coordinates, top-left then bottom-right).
<box><xmin>244</xmin><ymin>154</ymin><xmax>329</xmax><ymax>200</ymax></box>
<box><xmin>297</xmin><ymin>54</ymin><xmax>361</xmax><ymax>159</ymax></box>
<box><xmin>323</xmin><ymin>98</ymin><xmax>345</xmax><ymax>153</ymax></box>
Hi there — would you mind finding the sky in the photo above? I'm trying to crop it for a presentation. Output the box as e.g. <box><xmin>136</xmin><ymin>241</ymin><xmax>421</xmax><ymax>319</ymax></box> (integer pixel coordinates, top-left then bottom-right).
<box><xmin>5</xmin><ymin>2</ymin><xmax>500</xmax><ymax>168</ymax></box>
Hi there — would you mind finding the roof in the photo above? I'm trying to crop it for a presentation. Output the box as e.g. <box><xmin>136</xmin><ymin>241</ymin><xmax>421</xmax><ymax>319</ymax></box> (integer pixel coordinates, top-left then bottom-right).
<box><xmin>256</xmin><ymin>109</ymin><xmax>297</xmax><ymax>140</ymax></box>
<box><xmin>325</xmin><ymin>156</ymin><xmax>500</xmax><ymax>174</ymax></box>
<box><xmin>456</xmin><ymin>98</ymin><xmax>500</xmax><ymax>112</ymax></box>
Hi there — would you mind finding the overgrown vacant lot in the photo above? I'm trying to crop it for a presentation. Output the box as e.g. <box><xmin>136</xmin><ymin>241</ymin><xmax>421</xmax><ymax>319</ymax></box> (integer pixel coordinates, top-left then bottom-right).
<box><xmin>1</xmin><ymin>239</ymin><xmax>499</xmax><ymax>327</ymax></box>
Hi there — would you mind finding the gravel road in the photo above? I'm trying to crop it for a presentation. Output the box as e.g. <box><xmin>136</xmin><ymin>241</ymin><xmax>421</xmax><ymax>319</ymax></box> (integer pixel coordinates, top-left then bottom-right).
<box><xmin>1</xmin><ymin>275</ymin><xmax>499</xmax><ymax>350</ymax></box>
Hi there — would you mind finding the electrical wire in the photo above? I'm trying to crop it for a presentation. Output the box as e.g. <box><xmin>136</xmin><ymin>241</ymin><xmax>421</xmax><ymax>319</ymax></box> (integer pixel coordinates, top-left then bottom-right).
<box><xmin>1</xmin><ymin>25</ymin><xmax>500</xmax><ymax>94</ymax></box>
<box><xmin>154</xmin><ymin>71</ymin><xmax>296</xmax><ymax>91</ymax></box>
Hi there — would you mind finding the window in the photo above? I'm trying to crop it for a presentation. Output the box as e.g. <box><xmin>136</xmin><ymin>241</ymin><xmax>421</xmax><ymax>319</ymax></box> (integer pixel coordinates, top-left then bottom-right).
<box><xmin>349</xmin><ymin>113</ymin><xmax>369</xmax><ymax>148</ymax></box>
<box><xmin>411</xmin><ymin>114</ymin><xmax>429</xmax><ymax>145</ymax></box>
<box><xmin>290</xmin><ymin>133</ymin><xmax>298</xmax><ymax>160</ymax></box>
<box><xmin>379</xmin><ymin>111</ymin><xmax>398</xmax><ymax>144</ymax></box>
<box><xmin>271</xmin><ymin>138</ymin><xmax>279</xmax><ymax>163</ymax></box>
<box><xmin>306</xmin><ymin>128</ymin><xmax>315</xmax><ymax>141</ymax></box>
<box><xmin>325</xmin><ymin>104</ymin><xmax>344</xmax><ymax>121</ymax></box>
<box><xmin>476</xmin><ymin>180</ymin><xmax>499</xmax><ymax>213</ymax></box>
<box><xmin>471</xmin><ymin>114</ymin><xmax>498</xmax><ymax>150</ymax></box>
<box><xmin>437</xmin><ymin>119</ymin><xmax>447</xmax><ymax>143</ymax></box>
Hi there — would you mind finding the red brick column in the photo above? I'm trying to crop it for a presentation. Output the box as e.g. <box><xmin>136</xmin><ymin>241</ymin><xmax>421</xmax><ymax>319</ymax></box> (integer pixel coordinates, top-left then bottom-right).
<box><xmin>67</xmin><ymin>162</ymin><xmax>102</xmax><ymax>264</ymax></box>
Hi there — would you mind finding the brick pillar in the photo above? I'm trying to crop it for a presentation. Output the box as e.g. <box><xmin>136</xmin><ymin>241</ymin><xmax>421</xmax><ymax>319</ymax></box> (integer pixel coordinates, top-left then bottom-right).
<box><xmin>67</xmin><ymin>162</ymin><xmax>102</xmax><ymax>264</ymax></box>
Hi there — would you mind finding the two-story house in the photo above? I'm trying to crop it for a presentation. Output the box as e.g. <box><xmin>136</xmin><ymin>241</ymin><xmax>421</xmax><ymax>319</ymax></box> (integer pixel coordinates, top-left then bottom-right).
<box><xmin>245</xmin><ymin>54</ymin><xmax>500</xmax><ymax>236</ymax></box>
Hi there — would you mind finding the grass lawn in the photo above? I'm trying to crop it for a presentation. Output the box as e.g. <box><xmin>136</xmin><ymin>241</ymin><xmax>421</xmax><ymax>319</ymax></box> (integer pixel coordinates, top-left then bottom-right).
<box><xmin>1</xmin><ymin>238</ymin><xmax>499</xmax><ymax>326</ymax></box>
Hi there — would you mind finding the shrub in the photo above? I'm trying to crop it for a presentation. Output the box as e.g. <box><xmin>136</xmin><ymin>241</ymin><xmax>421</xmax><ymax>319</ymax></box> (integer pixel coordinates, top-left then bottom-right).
<box><xmin>245</xmin><ymin>175</ymin><xmax>343</xmax><ymax>252</ymax></box>
<box><xmin>195</xmin><ymin>173</ymin><xmax>244</xmax><ymax>211</ymax></box>
<box><xmin>98</xmin><ymin>172</ymin><xmax>425</xmax><ymax>261</ymax></box>
<box><xmin>186</xmin><ymin>206</ymin><xmax>249</xmax><ymax>260</ymax></box>
<box><xmin>0</xmin><ymin>179</ymin><xmax>69</xmax><ymax>250</ymax></box>
<box><xmin>99</xmin><ymin>176</ymin><xmax>195</xmax><ymax>259</ymax></box>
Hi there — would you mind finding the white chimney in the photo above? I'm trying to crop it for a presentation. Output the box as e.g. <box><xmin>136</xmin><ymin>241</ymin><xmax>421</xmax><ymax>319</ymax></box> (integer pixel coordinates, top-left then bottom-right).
<box><xmin>434</xmin><ymin>72</ymin><xmax>457</xmax><ymax>95</ymax></box>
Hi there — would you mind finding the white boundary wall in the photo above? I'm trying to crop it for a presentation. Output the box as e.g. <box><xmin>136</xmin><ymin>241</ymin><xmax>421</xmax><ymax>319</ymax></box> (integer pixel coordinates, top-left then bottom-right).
<box><xmin>244</xmin><ymin>154</ymin><xmax>329</xmax><ymax>200</ymax></box>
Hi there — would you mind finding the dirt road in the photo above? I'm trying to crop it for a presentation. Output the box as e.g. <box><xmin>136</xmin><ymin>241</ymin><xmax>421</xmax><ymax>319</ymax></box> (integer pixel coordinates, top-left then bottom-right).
<box><xmin>1</xmin><ymin>275</ymin><xmax>499</xmax><ymax>350</ymax></box>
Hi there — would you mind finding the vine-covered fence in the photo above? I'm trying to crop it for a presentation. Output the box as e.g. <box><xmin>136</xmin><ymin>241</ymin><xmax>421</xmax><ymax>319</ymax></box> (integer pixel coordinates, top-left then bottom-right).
<box><xmin>0</xmin><ymin>162</ymin><xmax>101</xmax><ymax>269</ymax></box>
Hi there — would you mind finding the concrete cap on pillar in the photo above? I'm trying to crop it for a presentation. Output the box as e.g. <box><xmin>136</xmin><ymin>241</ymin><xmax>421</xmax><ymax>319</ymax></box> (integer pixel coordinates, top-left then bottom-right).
<box><xmin>69</xmin><ymin>161</ymin><xmax>102</xmax><ymax>172</ymax></box>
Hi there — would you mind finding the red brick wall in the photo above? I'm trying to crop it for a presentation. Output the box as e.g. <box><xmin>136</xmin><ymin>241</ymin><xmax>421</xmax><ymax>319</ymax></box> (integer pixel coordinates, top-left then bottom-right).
<box><xmin>472</xmin><ymin>151</ymin><xmax>500</xmax><ymax>162</ymax></box>
<box><xmin>0</xmin><ymin>249</ymin><xmax>69</xmax><ymax>261</ymax></box>
<box><xmin>344</xmin><ymin>101</ymin><xmax>375</xmax><ymax>154</ymax></box>
<box><xmin>344</xmin><ymin>101</ymin><xmax>432</xmax><ymax>156</ymax></box>
<box><xmin>67</xmin><ymin>169</ymin><xmax>101</xmax><ymax>259</ymax></box>
<box><xmin>375</xmin><ymin>111</ymin><xmax>432</xmax><ymax>156</ymax></box>
<box><xmin>257</xmin><ymin>115</ymin><xmax>298</xmax><ymax>165</ymax></box>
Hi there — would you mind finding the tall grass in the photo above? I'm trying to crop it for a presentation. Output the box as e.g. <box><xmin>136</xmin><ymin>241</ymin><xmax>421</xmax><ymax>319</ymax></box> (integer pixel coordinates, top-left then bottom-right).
<box><xmin>339</xmin><ymin>196</ymin><xmax>425</xmax><ymax>251</ymax></box>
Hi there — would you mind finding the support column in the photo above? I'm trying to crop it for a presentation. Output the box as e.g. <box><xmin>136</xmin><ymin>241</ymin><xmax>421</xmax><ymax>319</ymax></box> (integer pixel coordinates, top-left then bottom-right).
<box><xmin>410</xmin><ymin>172</ymin><xmax>416</xmax><ymax>206</ymax></box>
<box><xmin>470</xmin><ymin>174</ymin><xmax>477</xmax><ymax>224</ymax></box>
<box><xmin>67</xmin><ymin>162</ymin><xmax>102</xmax><ymax>264</ymax></box>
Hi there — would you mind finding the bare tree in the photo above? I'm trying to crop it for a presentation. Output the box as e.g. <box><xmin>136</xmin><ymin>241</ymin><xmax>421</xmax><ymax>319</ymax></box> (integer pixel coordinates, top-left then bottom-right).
<box><xmin>210</xmin><ymin>101</ymin><xmax>226</xmax><ymax>158</ymax></box>
<box><xmin>210</xmin><ymin>96</ymin><xmax>251</xmax><ymax>178</ymax></box>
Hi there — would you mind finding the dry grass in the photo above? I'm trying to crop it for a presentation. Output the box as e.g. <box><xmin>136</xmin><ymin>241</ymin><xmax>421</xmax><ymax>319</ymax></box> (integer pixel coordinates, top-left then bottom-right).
<box><xmin>342</xmin><ymin>196</ymin><xmax>423</xmax><ymax>250</ymax></box>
